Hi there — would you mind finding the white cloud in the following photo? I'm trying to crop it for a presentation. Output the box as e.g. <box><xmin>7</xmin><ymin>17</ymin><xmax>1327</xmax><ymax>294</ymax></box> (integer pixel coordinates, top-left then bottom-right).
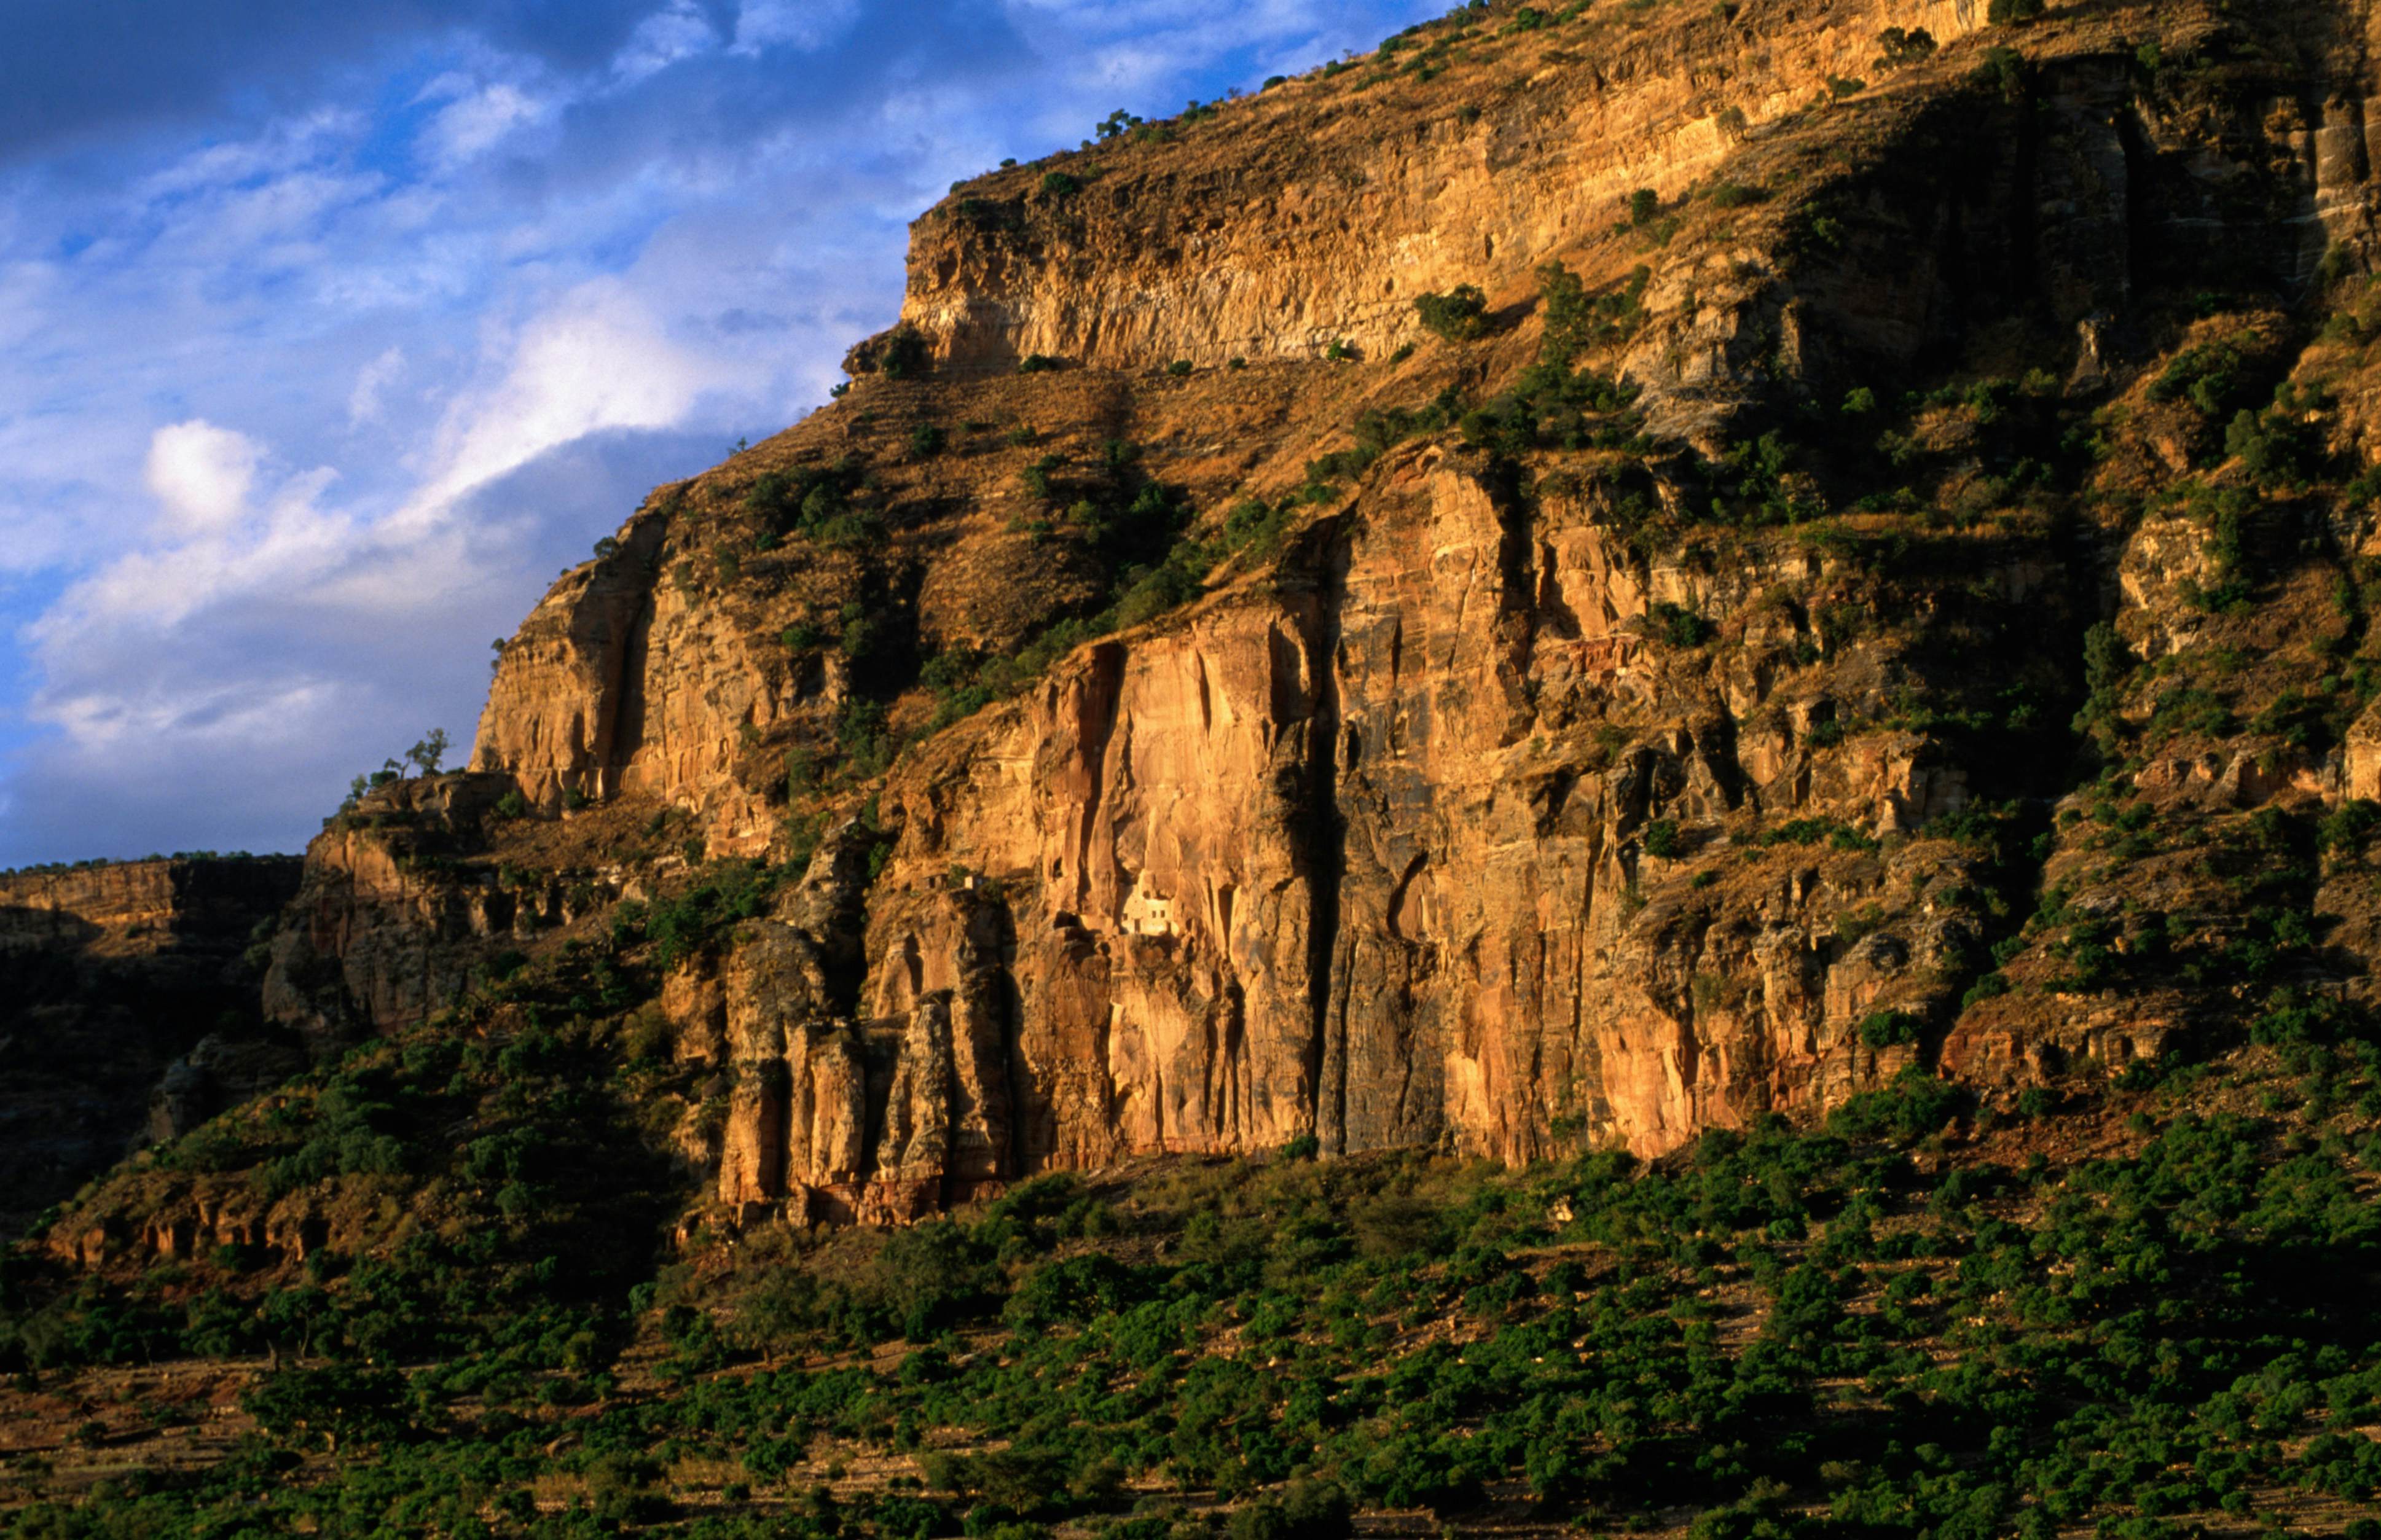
<box><xmin>613</xmin><ymin>1</ymin><xmax>719</xmax><ymax>84</ymax></box>
<box><xmin>144</xmin><ymin>420</ymin><xmax>261</xmax><ymax>539</ymax></box>
<box><xmin>347</xmin><ymin>346</ymin><xmax>407</xmax><ymax>424</ymax></box>
<box><xmin>127</xmin><ymin>107</ymin><xmax>362</xmax><ymax>203</ymax></box>
<box><xmin>423</xmin><ymin>81</ymin><xmax>545</xmax><ymax>166</ymax></box>
<box><xmin>64</xmin><ymin>456</ymin><xmax>351</xmax><ymax>639</ymax></box>
<box><xmin>410</xmin><ymin>277</ymin><xmax>716</xmax><ymax>517</ymax></box>
<box><xmin>731</xmin><ymin>0</ymin><xmax>863</xmax><ymax>55</ymax></box>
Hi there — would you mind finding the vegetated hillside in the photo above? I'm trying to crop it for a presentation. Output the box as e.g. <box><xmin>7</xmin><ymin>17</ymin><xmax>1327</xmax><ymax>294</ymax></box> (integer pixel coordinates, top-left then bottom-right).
<box><xmin>7</xmin><ymin>1061</ymin><xmax>2381</xmax><ymax>1540</ymax></box>
<box><xmin>12</xmin><ymin>0</ymin><xmax>2381</xmax><ymax>1533</ymax></box>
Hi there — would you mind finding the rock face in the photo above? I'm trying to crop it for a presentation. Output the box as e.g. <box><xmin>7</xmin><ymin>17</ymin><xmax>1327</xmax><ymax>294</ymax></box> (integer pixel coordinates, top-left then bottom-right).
<box><xmin>840</xmin><ymin>448</ymin><xmax>2013</xmax><ymax>1185</ymax></box>
<box><xmin>264</xmin><ymin>773</ymin><xmax>623</xmax><ymax>1047</ymax></box>
<box><xmin>245</xmin><ymin>0</ymin><xmax>2381</xmax><ymax>1230</ymax></box>
<box><xmin>891</xmin><ymin>0</ymin><xmax>1995</xmax><ymax>381</ymax></box>
<box><xmin>0</xmin><ymin>858</ymin><xmax>302</xmax><ymax>1237</ymax></box>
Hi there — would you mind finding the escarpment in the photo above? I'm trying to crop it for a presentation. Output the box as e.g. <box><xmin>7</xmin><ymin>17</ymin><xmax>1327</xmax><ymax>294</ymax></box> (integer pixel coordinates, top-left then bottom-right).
<box><xmin>889</xmin><ymin>0</ymin><xmax>1999</xmax><ymax>380</ymax></box>
<box><xmin>149</xmin><ymin>0</ymin><xmax>2381</xmax><ymax>1252</ymax></box>
<box><xmin>882</xmin><ymin>0</ymin><xmax>2381</xmax><ymax>444</ymax></box>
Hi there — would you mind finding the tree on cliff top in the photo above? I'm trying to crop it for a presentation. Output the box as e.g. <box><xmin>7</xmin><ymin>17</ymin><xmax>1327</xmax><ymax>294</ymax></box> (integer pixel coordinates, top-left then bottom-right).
<box><xmin>403</xmin><ymin>729</ymin><xmax>448</xmax><ymax>778</ymax></box>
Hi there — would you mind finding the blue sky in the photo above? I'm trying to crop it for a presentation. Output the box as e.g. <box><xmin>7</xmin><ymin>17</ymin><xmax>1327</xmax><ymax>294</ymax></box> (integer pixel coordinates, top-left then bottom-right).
<box><xmin>0</xmin><ymin>0</ymin><xmax>1443</xmax><ymax>867</ymax></box>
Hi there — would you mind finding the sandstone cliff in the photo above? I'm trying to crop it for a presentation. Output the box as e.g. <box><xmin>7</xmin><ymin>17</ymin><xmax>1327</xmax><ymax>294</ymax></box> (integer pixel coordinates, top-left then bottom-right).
<box><xmin>187</xmin><ymin>0</ymin><xmax>2381</xmax><ymax>1246</ymax></box>
<box><xmin>889</xmin><ymin>0</ymin><xmax>1992</xmax><ymax>386</ymax></box>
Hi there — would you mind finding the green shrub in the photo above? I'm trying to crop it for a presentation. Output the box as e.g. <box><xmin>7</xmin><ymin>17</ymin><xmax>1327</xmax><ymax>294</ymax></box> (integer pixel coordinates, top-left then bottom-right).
<box><xmin>878</xmin><ymin>327</ymin><xmax>930</xmax><ymax>380</ymax></box>
<box><xmin>2074</xmin><ymin>620</ymin><xmax>2132</xmax><ymax>731</ymax></box>
<box><xmin>923</xmin><ymin>1447</ymin><xmax>1068</xmax><ymax>1514</ymax></box>
<box><xmin>1308</xmin><ymin>391</ymin><xmax>1466</xmax><ymax>487</ymax></box>
<box><xmin>745</xmin><ymin>459</ymin><xmax>885</xmax><ymax>549</ymax></box>
<box><xmin>1005</xmin><ymin>1254</ymin><xmax>1152</xmax><ymax>1329</ymax></box>
<box><xmin>1873</xmin><ymin>25</ymin><xmax>1937</xmax><ymax>68</ymax></box>
<box><xmin>1352</xmin><ymin>1194</ymin><xmax>1447</xmax><ymax>1260</ymax></box>
<box><xmin>1651</xmin><ymin>601</ymin><xmax>1716</xmax><ymax>647</ymax></box>
<box><xmin>1829</xmin><ymin>1068</ymin><xmax>1974</xmax><ymax>1144</ymax></box>
<box><xmin>2225</xmin><ymin>394</ymin><xmax>2323</xmax><ymax>488</ymax></box>
<box><xmin>1537</xmin><ymin>260</ymin><xmax>1650</xmax><ymax>361</ymax></box>
<box><xmin>1230</xmin><ymin>1480</ymin><xmax>1352</xmax><ymax>1540</ymax></box>
<box><xmin>648</xmin><ymin>861</ymin><xmax>779</xmax><ymax>971</ymax></box>
<box><xmin>1857</xmin><ymin>1010</ymin><xmax>1924</xmax><ymax>1049</ymax></box>
<box><xmin>1972</xmin><ymin>43</ymin><xmax>2026</xmax><ymax>98</ymax></box>
<box><xmin>2318</xmin><ymin>799</ymin><xmax>2381</xmax><ymax>853</ymax></box>
<box><xmin>2148</xmin><ymin>340</ymin><xmax>2254</xmax><ymax>418</ymax></box>
<box><xmin>1762</xmin><ymin>816</ymin><xmax>1876</xmax><ymax>851</ymax></box>
<box><xmin>1415</xmin><ymin>284</ymin><xmax>1491</xmax><ymax>341</ymax></box>
<box><xmin>1019</xmin><ymin>455</ymin><xmax>1062</xmax><ymax>500</ymax></box>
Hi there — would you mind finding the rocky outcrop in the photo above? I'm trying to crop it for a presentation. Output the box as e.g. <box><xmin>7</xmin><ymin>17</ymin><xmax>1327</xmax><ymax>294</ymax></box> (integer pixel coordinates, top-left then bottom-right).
<box><xmin>46</xmin><ymin>1187</ymin><xmax>337</xmax><ymax>1271</ymax></box>
<box><xmin>469</xmin><ymin>502</ymin><xmax>844</xmax><ymax>857</ymax></box>
<box><xmin>890</xmin><ymin>0</ymin><xmax>1995</xmax><ymax>380</ymax></box>
<box><xmin>262</xmin><ymin>773</ymin><xmax>618</xmax><ymax>1046</ymax></box>
<box><xmin>703</xmin><ymin>826</ymin><xmax>998</xmax><ymax>1225</ymax></box>
<box><xmin>471</xmin><ymin>517</ymin><xmax>670</xmax><ymax>816</ymax></box>
<box><xmin>882</xmin><ymin>0</ymin><xmax>2381</xmax><ymax>451</ymax></box>
<box><xmin>0</xmin><ymin>857</ymin><xmax>302</xmax><ymax>1237</ymax></box>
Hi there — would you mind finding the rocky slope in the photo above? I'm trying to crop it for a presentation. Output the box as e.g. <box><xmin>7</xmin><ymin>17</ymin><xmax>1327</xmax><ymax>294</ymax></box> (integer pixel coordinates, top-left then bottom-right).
<box><xmin>53</xmin><ymin>0</ymin><xmax>2381</xmax><ymax>1253</ymax></box>
<box><xmin>0</xmin><ymin>858</ymin><xmax>301</xmax><ymax>1238</ymax></box>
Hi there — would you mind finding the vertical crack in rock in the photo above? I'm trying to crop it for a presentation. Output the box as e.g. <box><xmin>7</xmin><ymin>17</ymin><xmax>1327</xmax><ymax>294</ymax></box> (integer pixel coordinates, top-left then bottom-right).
<box><xmin>1304</xmin><ymin>526</ymin><xmax>1351</xmax><ymax>1156</ymax></box>
<box><xmin>988</xmin><ymin>895</ymin><xmax>1031</xmax><ymax>1187</ymax></box>
<box><xmin>607</xmin><ymin>560</ymin><xmax>658</xmax><ymax>798</ymax></box>
<box><xmin>1072</xmin><ymin>644</ymin><xmax>1128</xmax><ymax>915</ymax></box>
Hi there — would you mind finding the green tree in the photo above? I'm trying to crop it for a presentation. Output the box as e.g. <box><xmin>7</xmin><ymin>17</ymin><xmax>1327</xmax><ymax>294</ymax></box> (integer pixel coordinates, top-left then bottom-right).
<box><xmin>404</xmin><ymin>729</ymin><xmax>449</xmax><ymax>776</ymax></box>
<box><xmin>241</xmin><ymin>1364</ymin><xmax>409</xmax><ymax>1452</ymax></box>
